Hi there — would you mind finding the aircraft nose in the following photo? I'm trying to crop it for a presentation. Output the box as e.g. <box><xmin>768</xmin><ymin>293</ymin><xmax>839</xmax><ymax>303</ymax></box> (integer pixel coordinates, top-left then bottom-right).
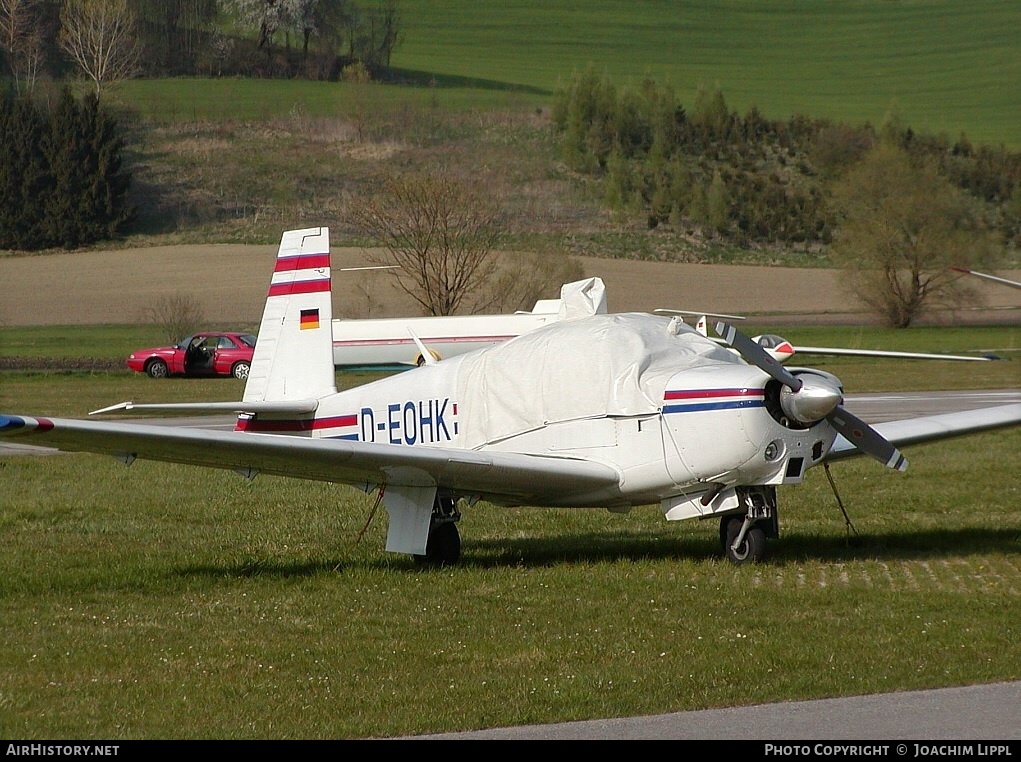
<box><xmin>779</xmin><ymin>375</ymin><xmax>843</xmax><ymax>424</ymax></box>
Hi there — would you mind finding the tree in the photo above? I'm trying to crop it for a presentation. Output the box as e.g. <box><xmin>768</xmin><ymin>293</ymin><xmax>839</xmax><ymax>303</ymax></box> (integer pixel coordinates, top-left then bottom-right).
<box><xmin>223</xmin><ymin>0</ymin><xmax>285</xmax><ymax>55</ymax></box>
<box><xmin>36</xmin><ymin>88</ymin><xmax>132</xmax><ymax>249</ymax></box>
<box><xmin>346</xmin><ymin>173</ymin><xmax>505</xmax><ymax>316</ymax></box>
<box><xmin>0</xmin><ymin>0</ymin><xmax>46</xmax><ymax>94</ymax></box>
<box><xmin>481</xmin><ymin>251</ymin><xmax>585</xmax><ymax>314</ymax></box>
<box><xmin>350</xmin><ymin>0</ymin><xmax>400</xmax><ymax>72</ymax></box>
<box><xmin>829</xmin><ymin>143</ymin><xmax>999</xmax><ymax>327</ymax></box>
<box><xmin>132</xmin><ymin>0</ymin><xmax>219</xmax><ymax>75</ymax></box>
<box><xmin>0</xmin><ymin>90</ymin><xmax>50</xmax><ymax>249</ymax></box>
<box><xmin>706</xmin><ymin>170</ymin><xmax>730</xmax><ymax>235</ymax></box>
<box><xmin>145</xmin><ymin>293</ymin><xmax>206</xmax><ymax>343</ymax></box>
<box><xmin>59</xmin><ymin>0</ymin><xmax>141</xmax><ymax>96</ymax></box>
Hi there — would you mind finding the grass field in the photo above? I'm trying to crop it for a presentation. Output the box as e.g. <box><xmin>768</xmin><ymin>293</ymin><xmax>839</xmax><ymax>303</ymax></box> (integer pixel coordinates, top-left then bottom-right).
<box><xmin>80</xmin><ymin>1</ymin><xmax>1019</xmax><ymax>252</ymax></box>
<box><xmin>84</xmin><ymin>1</ymin><xmax>1020</xmax><ymax>258</ymax></box>
<box><xmin>395</xmin><ymin>0</ymin><xmax>1021</xmax><ymax>148</ymax></box>
<box><xmin>2</xmin><ymin>1</ymin><xmax>1020</xmax><ymax>738</ymax></box>
<box><xmin>1</xmin><ymin>406</ymin><xmax>1019</xmax><ymax>738</ymax></box>
<box><xmin>1</xmin><ymin>323</ymin><xmax>1019</xmax><ymax>738</ymax></box>
<box><xmin>113</xmin><ymin>1</ymin><xmax>1021</xmax><ymax>149</ymax></box>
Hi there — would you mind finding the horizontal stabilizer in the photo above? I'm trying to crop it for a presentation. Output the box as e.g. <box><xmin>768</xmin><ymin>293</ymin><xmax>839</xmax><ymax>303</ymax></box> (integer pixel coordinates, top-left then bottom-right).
<box><xmin>90</xmin><ymin>400</ymin><xmax>319</xmax><ymax>416</ymax></box>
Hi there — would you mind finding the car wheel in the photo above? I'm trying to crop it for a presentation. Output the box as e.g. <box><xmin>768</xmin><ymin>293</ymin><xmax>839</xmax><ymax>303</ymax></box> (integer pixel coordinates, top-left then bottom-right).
<box><xmin>232</xmin><ymin>361</ymin><xmax>251</xmax><ymax>380</ymax></box>
<box><xmin>146</xmin><ymin>359</ymin><xmax>169</xmax><ymax>379</ymax></box>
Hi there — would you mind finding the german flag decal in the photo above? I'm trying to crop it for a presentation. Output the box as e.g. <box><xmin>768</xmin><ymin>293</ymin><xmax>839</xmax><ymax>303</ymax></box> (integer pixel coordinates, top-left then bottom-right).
<box><xmin>299</xmin><ymin>308</ymin><xmax>320</xmax><ymax>330</ymax></box>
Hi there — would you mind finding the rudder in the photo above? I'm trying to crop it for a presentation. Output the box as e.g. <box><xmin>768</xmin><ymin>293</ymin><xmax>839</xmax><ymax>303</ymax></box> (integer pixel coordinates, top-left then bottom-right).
<box><xmin>243</xmin><ymin>227</ymin><xmax>337</xmax><ymax>403</ymax></box>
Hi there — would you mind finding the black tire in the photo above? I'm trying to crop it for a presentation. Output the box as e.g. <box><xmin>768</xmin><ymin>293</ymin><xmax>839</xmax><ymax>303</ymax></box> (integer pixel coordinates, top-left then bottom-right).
<box><xmin>722</xmin><ymin>516</ymin><xmax>766</xmax><ymax>565</ymax></box>
<box><xmin>146</xmin><ymin>359</ymin><xmax>169</xmax><ymax>379</ymax></box>
<box><xmin>232</xmin><ymin>361</ymin><xmax>251</xmax><ymax>380</ymax></box>
<box><xmin>414</xmin><ymin>521</ymin><xmax>461</xmax><ymax>568</ymax></box>
<box><xmin>415</xmin><ymin>349</ymin><xmax>440</xmax><ymax>367</ymax></box>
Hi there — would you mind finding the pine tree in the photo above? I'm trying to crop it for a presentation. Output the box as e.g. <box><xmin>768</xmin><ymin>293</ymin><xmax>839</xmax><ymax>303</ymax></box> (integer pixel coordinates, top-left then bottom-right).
<box><xmin>36</xmin><ymin>88</ymin><xmax>132</xmax><ymax>249</ymax></box>
<box><xmin>79</xmin><ymin>92</ymin><xmax>133</xmax><ymax>240</ymax></box>
<box><xmin>0</xmin><ymin>91</ymin><xmax>50</xmax><ymax>249</ymax></box>
<box><xmin>41</xmin><ymin>89</ymin><xmax>90</xmax><ymax>247</ymax></box>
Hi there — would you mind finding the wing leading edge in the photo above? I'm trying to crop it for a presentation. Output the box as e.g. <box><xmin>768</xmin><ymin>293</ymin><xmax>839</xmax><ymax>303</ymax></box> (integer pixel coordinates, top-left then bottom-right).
<box><xmin>0</xmin><ymin>414</ymin><xmax>621</xmax><ymax>506</ymax></box>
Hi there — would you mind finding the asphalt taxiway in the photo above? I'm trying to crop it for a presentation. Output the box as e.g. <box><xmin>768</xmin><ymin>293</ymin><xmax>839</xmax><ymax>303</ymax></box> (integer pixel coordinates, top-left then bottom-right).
<box><xmin>405</xmin><ymin>681</ymin><xmax>1021</xmax><ymax>740</ymax></box>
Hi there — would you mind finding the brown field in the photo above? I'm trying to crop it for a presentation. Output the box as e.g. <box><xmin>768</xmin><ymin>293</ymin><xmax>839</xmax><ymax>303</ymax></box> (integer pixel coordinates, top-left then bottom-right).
<box><xmin>1</xmin><ymin>244</ymin><xmax>1019</xmax><ymax>328</ymax></box>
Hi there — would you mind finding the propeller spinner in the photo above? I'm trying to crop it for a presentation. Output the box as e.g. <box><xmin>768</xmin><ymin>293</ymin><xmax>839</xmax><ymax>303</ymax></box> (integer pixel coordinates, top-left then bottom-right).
<box><xmin>715</xmin><ymin>321</ymin><xmax>908</xmax><ymax>471</ymax></box>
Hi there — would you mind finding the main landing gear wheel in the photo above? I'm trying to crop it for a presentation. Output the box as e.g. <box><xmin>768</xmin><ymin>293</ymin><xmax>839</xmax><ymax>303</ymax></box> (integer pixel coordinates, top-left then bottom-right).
<box><xmin>414</xmin><ymin>521</ymin><xmax>461</xmax><ymax>568</ymax></box>
<box><xmin>721</xmin><ymin>516</ymin><xmax>767</xmax><ymax>565</ymax></box>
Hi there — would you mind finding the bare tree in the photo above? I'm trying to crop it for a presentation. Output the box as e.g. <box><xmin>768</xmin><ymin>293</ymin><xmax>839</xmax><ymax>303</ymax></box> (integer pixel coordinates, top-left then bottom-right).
<box><xmin>480</xmin><ymin>251</ymin><xmax>586</xmax><ymax>314</ymax></box>
<box><xmin>58</xmin><ymin>0</ymin><xmax>141</xmax><ymax>96</ymax></box>
<box><xmin>830</xmin><ymin>143</ymin><xmax>999</xmax><ymax>327</ymax></box>
<box><xmin>347</xmin><ymin>173</ymin><xmax>505</xmax><ymax>316</ymax></box>
<box><xmin>144</xmin><ymin>293</ymin><xmax>206</xmax><ymax>343</ymax></box>
<box><xmin>0</xmin><ymin>0</ymin><xmax>45</xmax><ymax>93</ymax></box>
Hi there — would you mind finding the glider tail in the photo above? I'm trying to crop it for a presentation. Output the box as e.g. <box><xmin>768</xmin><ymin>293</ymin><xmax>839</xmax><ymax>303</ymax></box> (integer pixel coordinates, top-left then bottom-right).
<box><xmin>243</xmin><ymin>227</ymin><xmax>337</xmax><ymax>404</ymax></box>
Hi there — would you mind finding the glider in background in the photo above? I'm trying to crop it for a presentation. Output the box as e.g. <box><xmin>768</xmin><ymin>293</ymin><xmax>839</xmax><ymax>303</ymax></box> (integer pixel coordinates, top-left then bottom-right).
<box><xmin>656</xmin><ymin>310</ymin><xmax>996</xmax><ymax>363</ymax></box>
<box><xmin>332</xmin><ymin>280</ymin><xmax>605</xmax><ymax>367</ymax></box>
<box><xmin>950</xmin><ymin>266</ymin><xmax>1021</xmax><ymax>291</ymax></box>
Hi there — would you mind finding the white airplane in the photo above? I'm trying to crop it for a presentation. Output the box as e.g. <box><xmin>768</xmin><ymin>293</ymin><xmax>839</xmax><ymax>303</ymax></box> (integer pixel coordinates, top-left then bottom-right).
<box><xmin>655</xmin><ymin>310</ymin><xmax>996</xmax><ymax>363</ymax></box>
<box><xmin>3</xmin><ymin>227</ymin><xmax>1020</xmax><ymax>567</ymax></box>
<box><xmin>950</xmin><ymin>266</ymin><xmax>1021</xmax><ymax>291</ymax></box>
<box><xmin>332</xmin><ymin>280</ymin><xmax>605</xmax><ymax>367</ymax></box>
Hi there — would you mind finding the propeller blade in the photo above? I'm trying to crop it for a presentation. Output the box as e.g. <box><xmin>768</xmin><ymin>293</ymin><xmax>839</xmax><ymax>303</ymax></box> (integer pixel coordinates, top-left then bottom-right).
<box><xmin>716</xmin><ymin>322</ymin><xmax>907</xmax><ymax>471</ymax></box>
<box><xmin>715</xmin><ymin>321</ymin><xmax>803</xmax><ymax>392</ymax></box>
<box><xmin>828</xmin><ymin>406</ymin><xmax>908</xmax><ymax>471</ymax></box>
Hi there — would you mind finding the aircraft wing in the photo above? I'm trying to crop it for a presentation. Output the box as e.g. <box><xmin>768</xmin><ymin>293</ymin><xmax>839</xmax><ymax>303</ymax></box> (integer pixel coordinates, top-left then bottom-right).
<box><xmin>704</xmin><ymin>336</ymin><xmax>992</xmax><ymax>362</ymax></box>
<box><xmin>0</xmin><ymin>414</ymin><xmax>621</xmax><ymax>504</ymax></box>
<box><xmin>791</xmin><ymin>345</ymin><xmax>994</xmax><ymax>362</ymax></box>
<box><xmin>950</xmin><ymin>266</ymin><xmax>1021</xmax><ymax>291</ymax></box>
<box><xmin>825</xmin><ymin>403</ymin><xmax>1021</xmax><ymax>461</ymax></box>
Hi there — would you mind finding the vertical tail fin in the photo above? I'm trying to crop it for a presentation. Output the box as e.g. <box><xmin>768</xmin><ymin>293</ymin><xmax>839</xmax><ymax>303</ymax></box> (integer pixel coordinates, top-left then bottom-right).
<box><xmin>243</xmin><ymin>227</ymin><xmax>337</xmax><ymax>403</ymax></box>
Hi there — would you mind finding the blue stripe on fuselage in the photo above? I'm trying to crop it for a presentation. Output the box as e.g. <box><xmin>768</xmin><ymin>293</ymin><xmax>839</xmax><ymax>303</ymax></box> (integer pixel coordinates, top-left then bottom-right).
<box><xmin>663</xmin><ymin>400</ymin><xmax>765</xmax><ymax>414</ymax></box>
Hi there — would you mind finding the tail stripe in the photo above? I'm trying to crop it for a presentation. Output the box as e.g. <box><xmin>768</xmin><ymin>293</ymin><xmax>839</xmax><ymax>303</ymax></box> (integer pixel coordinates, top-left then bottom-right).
<box><xmin>274</xmin><ymin>253</ymin><xmax>330</xmax><ymax>272</ymax></box>
<box><xmin>268</xmin><ymin>279</ymin><xmax>331</xmax><ymax>297</ymax></box>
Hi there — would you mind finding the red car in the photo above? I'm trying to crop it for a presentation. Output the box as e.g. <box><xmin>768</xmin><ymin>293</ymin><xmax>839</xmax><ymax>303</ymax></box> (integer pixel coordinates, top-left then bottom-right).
<box><xmin>127</xmin><ymin>332</ymin><xmax>256</xmax><ymax>379</ymax></box>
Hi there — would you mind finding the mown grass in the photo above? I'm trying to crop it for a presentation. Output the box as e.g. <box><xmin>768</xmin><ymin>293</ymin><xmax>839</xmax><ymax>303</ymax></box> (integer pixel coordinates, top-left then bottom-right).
<box><xmin>0</xmin><ymin>324</ymin><xmax>1019</xmax><ymax>737</ymax></box>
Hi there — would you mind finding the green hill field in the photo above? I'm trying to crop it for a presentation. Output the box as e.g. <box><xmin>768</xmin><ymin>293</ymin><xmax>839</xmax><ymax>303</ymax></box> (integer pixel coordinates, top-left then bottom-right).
<box><xmin>393</xmin><ymin>0</ymin><xmax>1020</xmax><ymax>148</ymax></box>
<box><xmin>118</xmin><ymin>2</ymin><xmax>1020</xmax><ymax>148</ymax></box>
<box><xmin>49</xmin><ymin>1</ymin><xmax>1021</xmax><ymax>255</ymax></box>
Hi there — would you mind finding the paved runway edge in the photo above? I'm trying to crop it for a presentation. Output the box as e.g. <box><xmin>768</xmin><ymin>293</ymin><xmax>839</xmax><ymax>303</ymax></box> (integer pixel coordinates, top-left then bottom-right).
<box><xmin>406</xmin><ymin>681</ymin><xmax>1021</xmax><ymax>740</ymax></box>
